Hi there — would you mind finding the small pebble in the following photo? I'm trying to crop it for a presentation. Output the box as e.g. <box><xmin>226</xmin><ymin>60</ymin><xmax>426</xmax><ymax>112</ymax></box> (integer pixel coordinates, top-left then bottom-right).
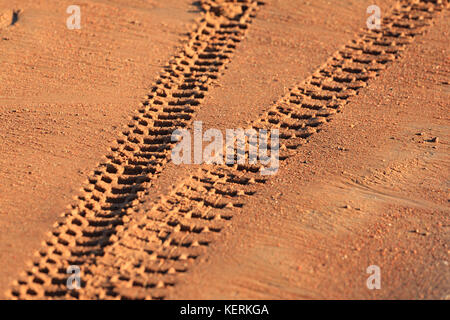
<box><xmin>430</xmin><ymin>137</ymin><xmax>439</xmax><ymax>143</ymax></box>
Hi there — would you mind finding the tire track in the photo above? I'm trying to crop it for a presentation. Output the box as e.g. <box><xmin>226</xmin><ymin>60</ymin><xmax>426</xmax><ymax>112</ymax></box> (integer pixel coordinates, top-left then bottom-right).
<box><xmin>8</xmin><ymin>0</ymin><xmax>448</xmax><ymax>299</ymax></box>
<box><xmin>7</xmin><ymin>0</ymin><xmax>263</xmax><ymax>299</ymax></box>
<box><xmin>78</xmin><ymin>168</ymin><xmax>264</xmax><ymax>299</ymax></box>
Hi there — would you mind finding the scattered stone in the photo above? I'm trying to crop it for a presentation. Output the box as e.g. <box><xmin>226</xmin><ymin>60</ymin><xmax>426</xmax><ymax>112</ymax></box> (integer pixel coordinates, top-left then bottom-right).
<box><xmin>429</xmin><ymin>137</ymin><xmax>439</xmax><ymax>143</ymax></box>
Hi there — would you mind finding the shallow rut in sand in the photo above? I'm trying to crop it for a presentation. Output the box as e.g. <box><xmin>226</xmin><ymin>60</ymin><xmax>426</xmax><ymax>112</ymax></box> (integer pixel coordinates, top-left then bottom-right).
<box><xmin>8</xmin><ymin>0</ymin><xmax>448</xmax><ymax>299</ymax></box>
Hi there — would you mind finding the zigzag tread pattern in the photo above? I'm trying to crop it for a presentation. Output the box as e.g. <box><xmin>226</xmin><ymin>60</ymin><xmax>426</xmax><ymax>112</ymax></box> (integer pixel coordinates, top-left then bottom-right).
<box><xmin>7</xmin><ymin>0</ymin><xmax>263</xmax><ymax>300</ymax></box>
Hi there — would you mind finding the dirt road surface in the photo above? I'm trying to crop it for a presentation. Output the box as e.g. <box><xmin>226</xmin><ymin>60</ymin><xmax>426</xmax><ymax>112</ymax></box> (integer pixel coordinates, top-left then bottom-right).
<box><xmin>0</xmin><ymin>0</ymin><xmax>448</xmax><ymax>299</ymax></box>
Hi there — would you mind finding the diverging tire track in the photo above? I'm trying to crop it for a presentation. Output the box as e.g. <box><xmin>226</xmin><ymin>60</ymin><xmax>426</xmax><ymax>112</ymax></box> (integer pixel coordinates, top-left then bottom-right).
<box><xmin>7</xmin><ymin>0</ymin><xmax>263</xmax><ymax>299</ymax></box>
<box><xmin>8</xmin><ymin>0</ymin><xmax>448</xmax><ymax>299</ymax></box>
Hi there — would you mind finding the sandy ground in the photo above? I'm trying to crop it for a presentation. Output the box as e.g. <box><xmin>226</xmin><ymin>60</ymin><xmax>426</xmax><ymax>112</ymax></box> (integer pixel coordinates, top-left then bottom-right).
<box><xmin>0</xmin><ymin>0</ymin><xmax>197</xmax><ymax>295</ymax></box>
<box><xmin>0</xmin><ymin>0</ymin><xmax>448</xmax><ymax>299</ymax></box>
<box><xmin>170</xmin><ymin>7</ymin><xmax>450</xmax><ymax>298</ymax></box>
